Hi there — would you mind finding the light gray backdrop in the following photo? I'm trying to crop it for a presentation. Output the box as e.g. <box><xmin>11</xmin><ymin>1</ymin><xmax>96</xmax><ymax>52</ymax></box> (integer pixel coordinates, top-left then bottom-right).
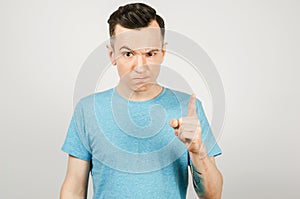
<box><xmin>1</xmin><ymin>0</ymin><xmax>299</xmax><ymax>198</ymax></box>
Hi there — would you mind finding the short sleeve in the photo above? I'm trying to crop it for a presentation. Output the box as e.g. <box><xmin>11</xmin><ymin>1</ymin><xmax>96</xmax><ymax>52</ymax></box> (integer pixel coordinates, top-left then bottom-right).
<box><xmin>197</xmin><ymin>100</ymin><xmax>222</xmax><ymax>157</ymax></box>
<box><xmin>61</xmin><ymin>100</ymin><xmax>92</xmax><ymax>161</ymax></box>
<box><xmin>188</xmin><ymin>100</ymin><xmax>222</xmax><ymax>165</ymax></box>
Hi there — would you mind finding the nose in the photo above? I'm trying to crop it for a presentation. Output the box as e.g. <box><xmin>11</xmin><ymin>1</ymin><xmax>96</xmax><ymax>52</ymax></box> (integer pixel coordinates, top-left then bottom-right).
<box><xmin>134</xmin><ymin>54</ymin><xmax>147</xmax><ymax>73</ymax></box>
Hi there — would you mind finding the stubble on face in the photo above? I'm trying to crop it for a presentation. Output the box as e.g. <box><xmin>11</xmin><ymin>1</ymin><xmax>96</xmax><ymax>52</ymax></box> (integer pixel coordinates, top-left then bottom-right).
<box><xmin>111</xmin><ymin>21</ymin><xmax>165</xmax><ymax>101</ymax></box>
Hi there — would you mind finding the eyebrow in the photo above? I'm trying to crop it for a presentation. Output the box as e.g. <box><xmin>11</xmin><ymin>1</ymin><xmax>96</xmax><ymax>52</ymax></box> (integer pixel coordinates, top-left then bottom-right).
<box><xmin>119</xmin><ymin>46</ymin><xmax>160</xmax><ymax>52</ymax></box>
<box><xmin>119</xmin><ymin>46</ymin><xmax>132</xmax><ymax>51</ymax></box>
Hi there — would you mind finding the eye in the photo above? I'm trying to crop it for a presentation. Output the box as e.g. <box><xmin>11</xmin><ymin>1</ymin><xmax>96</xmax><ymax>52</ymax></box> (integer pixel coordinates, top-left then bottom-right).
<box><xmin>146</xmin><ymin>51</ymin><xmax>157</xmax><ymax>57</ymax></box>
<box><xmin>122</xmin><ymin>51</ymin><xmax>133</xmax><ymax>58</ymax></box>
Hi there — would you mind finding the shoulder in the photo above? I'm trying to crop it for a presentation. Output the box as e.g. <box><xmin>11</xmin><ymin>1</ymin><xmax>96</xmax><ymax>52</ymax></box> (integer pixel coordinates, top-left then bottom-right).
<box><xmin>164</xmin><ymin>87</ymin><xmax>202</xmax><ymax>104</ymax></box>
<box><xmin>76</xmin><ymin>88</ymin><xmax>114</xmax><ymax>108</ymax></box>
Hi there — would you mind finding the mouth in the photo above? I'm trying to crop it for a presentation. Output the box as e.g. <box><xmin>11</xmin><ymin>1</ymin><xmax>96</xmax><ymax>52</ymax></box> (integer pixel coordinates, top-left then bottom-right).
<box><xmin>132</xmin><ymin>77</ymin><xmax>149</xmax><ymax>81</ymax></box>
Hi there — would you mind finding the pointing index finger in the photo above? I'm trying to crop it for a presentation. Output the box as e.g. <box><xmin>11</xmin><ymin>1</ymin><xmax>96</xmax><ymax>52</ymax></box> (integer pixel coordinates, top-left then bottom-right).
<box><xmin>187</xmin><ymin>93</ymin><xmax>197</xmax><ymax>116</ymax></box>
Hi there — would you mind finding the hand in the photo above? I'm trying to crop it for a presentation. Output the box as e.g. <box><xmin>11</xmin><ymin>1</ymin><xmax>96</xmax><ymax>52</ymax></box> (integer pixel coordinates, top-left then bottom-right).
<box><xmin>169</xmin><ymin>94</ymin><xmax>204</xmax><ymax>154</ymax></box>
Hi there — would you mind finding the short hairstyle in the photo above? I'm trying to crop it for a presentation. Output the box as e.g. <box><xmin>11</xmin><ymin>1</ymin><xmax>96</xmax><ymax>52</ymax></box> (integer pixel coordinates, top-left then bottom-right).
<box><xmin>107</xmin><ymin>3</ymin><xmax>165</xmax><ymax>39</ymax></box>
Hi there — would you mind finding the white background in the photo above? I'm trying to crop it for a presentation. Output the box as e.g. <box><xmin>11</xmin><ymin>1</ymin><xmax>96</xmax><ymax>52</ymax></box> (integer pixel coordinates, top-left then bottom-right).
<box><xmin>1</xmin><ymin>0</ymin><xmax>299</xmax><ymax>198</ymax></box>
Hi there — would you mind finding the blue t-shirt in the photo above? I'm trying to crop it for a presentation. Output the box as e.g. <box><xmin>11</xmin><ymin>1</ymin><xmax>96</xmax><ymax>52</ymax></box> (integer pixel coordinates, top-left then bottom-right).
<box><xmin>62</xmin><ymin>87</ymin><xmax>222</xmax><ymax>199</ymax></box>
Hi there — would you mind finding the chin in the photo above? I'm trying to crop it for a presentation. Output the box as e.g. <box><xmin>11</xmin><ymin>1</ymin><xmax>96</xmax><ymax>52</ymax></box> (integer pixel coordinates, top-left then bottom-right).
<box><xmin>133</xmin><ymin>84</ymin><xmax>151</xmax><ymax>92</ymax></box>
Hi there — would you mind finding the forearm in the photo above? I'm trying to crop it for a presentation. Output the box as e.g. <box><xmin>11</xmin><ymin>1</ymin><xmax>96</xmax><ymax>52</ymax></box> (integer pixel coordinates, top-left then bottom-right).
<box><xmin>189</xmin><ymin>149</ymin><xmax>223</xmax><ymax>199</ymax></box>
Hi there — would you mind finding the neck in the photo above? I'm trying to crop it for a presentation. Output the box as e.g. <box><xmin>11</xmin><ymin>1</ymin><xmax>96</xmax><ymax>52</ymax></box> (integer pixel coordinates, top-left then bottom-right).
<box><xmin>116</xmin><ymin>83</ymin><xmax>163</xmax><ymax>102</ymax></box>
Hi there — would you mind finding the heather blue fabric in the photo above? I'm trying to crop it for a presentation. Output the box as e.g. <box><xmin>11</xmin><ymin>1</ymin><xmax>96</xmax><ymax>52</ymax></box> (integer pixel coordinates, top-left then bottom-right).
<box><xmin>61</xmin><ymin>87</ymin><xmax>221</xmax><ymax>199</ymax></box>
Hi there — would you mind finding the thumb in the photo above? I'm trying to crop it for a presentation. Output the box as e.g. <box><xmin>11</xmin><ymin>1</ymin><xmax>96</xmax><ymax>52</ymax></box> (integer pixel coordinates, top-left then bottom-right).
<box><xmin>169</xmin><ymin>119</ymin><xmax>179</xmax><ymax>129</ymax></box>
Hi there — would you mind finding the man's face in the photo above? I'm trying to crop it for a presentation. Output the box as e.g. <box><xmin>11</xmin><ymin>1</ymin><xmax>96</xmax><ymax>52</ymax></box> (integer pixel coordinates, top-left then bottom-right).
<box><xmin>108</xmin><ymin>20</ymin><xmax>165</xmax><ymax>93</ymax></box>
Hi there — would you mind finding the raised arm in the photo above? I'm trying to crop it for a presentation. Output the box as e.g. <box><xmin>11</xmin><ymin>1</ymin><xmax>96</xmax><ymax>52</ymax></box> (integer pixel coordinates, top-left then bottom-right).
<box><xmin>169</xmin><ymin>94</ymin><xmax>223</xmax><ymax>198</ymax></box>
<box><xmin>60</xmin><ymin>155</ymin><xmax>91</xmax><ymax>199</ymax></box>
<box><xmin>189</xmin><ymin>152</ymin><xmax>223</xmax><ymax>199</ymax></box>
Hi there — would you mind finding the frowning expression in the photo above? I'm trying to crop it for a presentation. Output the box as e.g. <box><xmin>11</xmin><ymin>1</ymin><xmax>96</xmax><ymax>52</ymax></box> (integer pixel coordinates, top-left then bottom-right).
<box><xmin>108</xmin><ymin>20</ymin><xmax>166</xmax><ymax>92</ymax></box>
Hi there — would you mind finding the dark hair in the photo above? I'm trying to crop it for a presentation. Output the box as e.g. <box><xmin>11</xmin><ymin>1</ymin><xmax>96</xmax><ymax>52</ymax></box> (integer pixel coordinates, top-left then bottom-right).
<box><xmin>107</xmin><ymin>3</ymin><xmax>165</xmax><ymax>38</ymax></box>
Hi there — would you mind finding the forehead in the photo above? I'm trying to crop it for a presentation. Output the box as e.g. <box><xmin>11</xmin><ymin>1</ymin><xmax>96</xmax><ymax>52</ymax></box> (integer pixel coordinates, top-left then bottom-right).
<box><xmin>112</xmin><ymin>20</ymin><xmax>163</xmax><ymax>51</ymax></box>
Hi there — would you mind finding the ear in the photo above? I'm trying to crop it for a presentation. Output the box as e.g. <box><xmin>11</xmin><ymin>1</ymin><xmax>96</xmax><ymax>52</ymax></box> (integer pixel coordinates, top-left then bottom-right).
<box><xmin>161</xmin><ymin>42</ymin><xmax>167</xmax><ymax>57</ymax></box>
<box><xmin>106</xmin><ymin>44</ymin><xmax>116</xmax><ymax>65</ymax></box>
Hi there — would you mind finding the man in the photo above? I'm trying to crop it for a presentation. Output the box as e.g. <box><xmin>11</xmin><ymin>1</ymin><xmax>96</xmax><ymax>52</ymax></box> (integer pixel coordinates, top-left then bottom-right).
<box><xmin>60</xmin><ymin>3</ymin><xmax>223</xmax><ymax>199</ymax></box>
